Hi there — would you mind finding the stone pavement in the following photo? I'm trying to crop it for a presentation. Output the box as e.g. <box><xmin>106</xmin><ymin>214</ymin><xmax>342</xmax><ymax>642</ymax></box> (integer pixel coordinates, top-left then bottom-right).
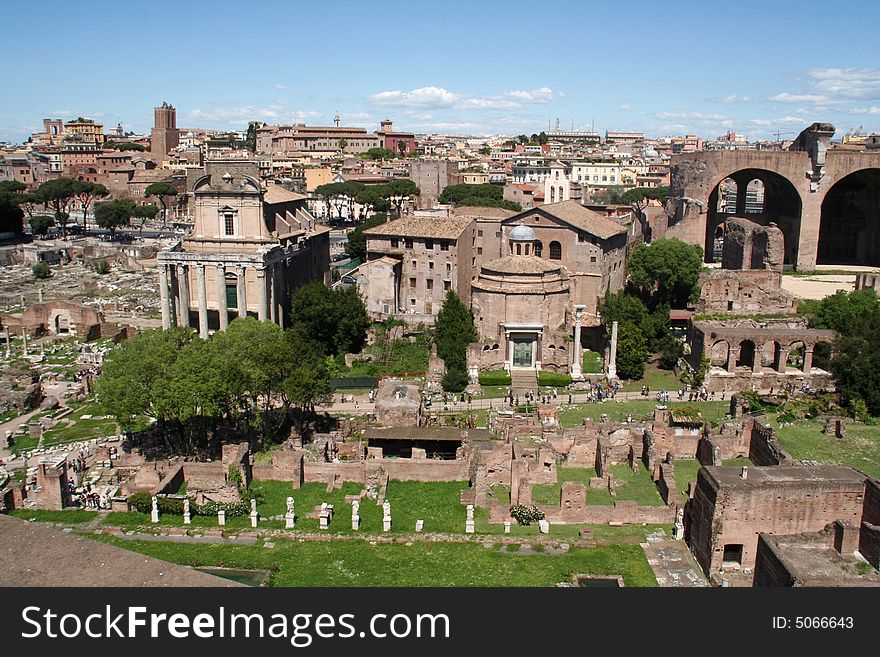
<box><xmin>642</xmin><ymin>531</ymin><xmax>709</xmax><ymax>587</ymax></box>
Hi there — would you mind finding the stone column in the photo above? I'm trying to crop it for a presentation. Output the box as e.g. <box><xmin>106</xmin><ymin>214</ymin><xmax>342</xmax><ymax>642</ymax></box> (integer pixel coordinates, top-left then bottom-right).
<box><xmin>158</xmin><ymin>263</ymin><xmax>171</xmax><ymax>330</ymax></box>
<box><xmin>216</xmin><ymin>263</ymin><xmax>228</xmax><ymax>330</ymax></box>
<box><xmin>5</xmin><ymin>330</ymin><xmax>11</xmax><ymax>359</ymax></box>
<box><xmin>775</xmin><ymin>343</ymin><xmax>786</xmax><ymax>373</ymax></box>
<box><xmin>274</xmin><ymin>265</ymin><xmax>285</xmax><ymax>327</ymax></box>
<box><xmin>505</xmin><ymin>330</ymin><xmax>512</xmax><ymax>370</ymax></box>
<box><xmin>607</xmin><ymin>320</ymin><xmax>618</xmax><ymax>379</ymax></box>
<box><xmin>752</xmin><ymin>343</ymin><xmax>763</xmax><ymax>374</ymax></box>
<box><xmin>803</xmin><ymin>345</ymin><xmax>814</xmax><ymax>375</ymax></box>
<box><xmin>256</xmin><ymin>268</ymin><xmax>268</xmax><ymax>321</ymax></box>
<box><xmin>196</xmin><ymin>264</ymin><xmax>208</xmax><ymax>339</ymax></box>
<box><xmin>236</xmin><ymin>266</ymin><xmax>247</xmax><ymax>318</ymax></box>
<box><xmin>571</xmin><ymin>304</ymin><xmax>585</xmax><ymax>379</ymax></box>
<box><xmin>21</xmin><ymin>328</ymin><xmax>28</xmax><ymax>355</ymax></box>
<box><xmin>38</xmin><ymin>288</ymin><xmax>44</xmax><ymax>303</ymax></box>
<box><xmin>268</xmin><ymin>264</ymin><xmax>277</xmax><ymax>324</ymax></box>
<box><xmin>727</xmin><ymin>345</ymin><xmax>739</xmax><ymax>373</ymax></box>
<box><xmin>176</xmin><ymin>264</ymin><xmax>190</xmax><ymax>327</ymax></box>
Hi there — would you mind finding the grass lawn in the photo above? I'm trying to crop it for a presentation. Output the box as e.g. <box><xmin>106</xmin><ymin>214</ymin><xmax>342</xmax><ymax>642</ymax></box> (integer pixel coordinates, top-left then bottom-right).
<box><xmin>582</xmin><ymin>349</ymin><xmax>604</xmax><ymax>374</ymax></box>
<box><xmin>607</xmin><ymin>463</ymin><xmax>664</xmax><ymax>506</ymax></box>
<box><xmin>88</xmin><ymin>534</ymin><xmax>658</xmax><ymax>586</ymax></box>
<box><xmin>559</xmin><ymin>400</ymin><xmax>729</xmax><ymax>428</ymax></box>
<box><xmin>9</xmin><ymin>509</ymin><xmax>98</xmax><ymax>523</ymax></box>
<box><xmin>673</xmin><ymin>459</ymin><xmax>701</xmax><ymax>503</ymax></box>
<box><xmin>771</xmin><ymin>418</ymin><xmax>880</xmax><ymax>480</ymax></box>
<box><xmin>619</xmin><ymin>365</ymin><xmax>682</xmax><ymax>393</ymax></box>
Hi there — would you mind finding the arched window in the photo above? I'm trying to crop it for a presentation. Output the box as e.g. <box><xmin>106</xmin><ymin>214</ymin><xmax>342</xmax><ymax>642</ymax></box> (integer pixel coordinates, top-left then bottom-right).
<box><xmin>516</xmin><ymin>243</ymin><xmax>522</xmax><ymax>255</ymax></box>
<box><xmin>550</xmin><ymin>187</ymin><xmax>556</xmax><ymax>203</ymax></box>
<box><xmin>534</xmin><ymin>240</ymin><xmax>543</xmax><ymax>257</ymax></box>
<box><xmin>549</xmin><ymin>241</ymin><xmax>562</xmax><ymax>260</ymax></box>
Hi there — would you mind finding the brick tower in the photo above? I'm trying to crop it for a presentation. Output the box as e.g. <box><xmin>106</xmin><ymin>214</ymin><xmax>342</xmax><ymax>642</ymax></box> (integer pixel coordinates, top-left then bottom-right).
<box><xmin>151</xmin><ymin>101</ymin><xmax>180</xmax><ymax>162</ymax></box>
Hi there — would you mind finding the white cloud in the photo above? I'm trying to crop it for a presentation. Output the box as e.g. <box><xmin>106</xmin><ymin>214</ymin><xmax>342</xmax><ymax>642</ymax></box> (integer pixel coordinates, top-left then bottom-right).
<box><xmin>620</xmin><ymin>102</ymin><xmax>631</xmax><ymax>111</ymax></box>
<box><xmin>807</xmin><ymin>67</ymin><xmax>880</xmax><ymax>100</ymax></box>
<box><xmin>369</xmin><ymin>85</ymin><xmax>555</xmax><ymax>111</ymax></box>
<box><xmin>273</xmin><ymin>83</ymin><xmax>287</xmax><ymax>90</ymax></box>
<box><xmin>656</xmin><ymin>111</ymin><xmax>729</xmax><ymax>121</ymax></box>
<box><xmin>720</xmin><ymin>95</ymin><xmax>752</xmax><ymax>104</ymax></box>
<box><xmin>770</xmin><ymin>92</ymin><xmax>834</xmax><ymax>104</ymax></box>
<box><xmin>186</xmin><ymin>105</ymin><xmax>320</xmax><ymax>126</ymax></box>
<box><xmin>370</xmin><ymin>86</ymin><xmax>459</xmax><ymax>109</ymax></box>
<box><xmin>747</xmin><ymin>116</ymin><xmax>804</xmax><ymax>127</ymax></box>
<box><xmin>506</xmin><ymin>87</ymin><xmax>554</xmax><ymax>103</ymax></box>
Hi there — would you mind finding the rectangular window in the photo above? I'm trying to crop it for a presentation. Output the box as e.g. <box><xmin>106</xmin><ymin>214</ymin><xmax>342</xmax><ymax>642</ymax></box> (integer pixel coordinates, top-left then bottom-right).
<box><xmin>443</xmin><ymin>280</ymin><xmax>451</xmax><ymax>290</ymax></box>
<box><xmin>446</xmin><ymin>263</ymin><xmax>451</xmax><ymax>273</ymax></box>
<box><xmin>412</xmin><ymin>260</ymin><xmax>417</xmax><ymax>269</ymax></box>
<box><xmin>410</xmin><ymin>298</ymin><xmax>416</xmax><ymax>306</ymax></box>
<box><xmin>405</xmin><ymin>238</ymin><xmax>413</xmax><ymax>249</ymax></box>
<box><xmin>590</xmin><ymin>256</ymin><xmax>597</xmax><ymax>263</ymax></box>
<box><xmin>477</xmin><ymin>247</ymin><xmax>483</xmax><ymax>255</ymax></box>
<box><xmin>477</xmin><ymin>229</ymin><xmax>483</xmax><ymax>237</ymax></box>
<box><xmin>426</xmin><ymin>279</ymin><xmax>433</xmax><ymax>290</ymax></box>
<box><xmin>390</xmin><ymin>238</ymin><xmax>399</xmax><ymax>248</ymax></box>
<box><xmin>428</xmin><ymin>261</ymin><xmax>434</xmax><ymax>270</ymax></box>
<box><xmin>425</xmin><ymin>239</ymin><xmax>434</xmax><ymax>250</ymax></box>
<box><xmin>440</xmin><ymin>241</ymin><xmax>449</xmax><ymax>251</ymax></box>
<box><xmin>409</xmin><ymin>277</ymin><xmax>416</xmax><ymax>288</ymax></box>
<box><xmin>224</xmin><ymin>214</ymin><xmax>235</xmax><ymax>236</ymax></box>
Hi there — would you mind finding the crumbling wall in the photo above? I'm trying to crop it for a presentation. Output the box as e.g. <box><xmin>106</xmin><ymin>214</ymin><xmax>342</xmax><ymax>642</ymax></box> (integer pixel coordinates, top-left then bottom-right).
<box><xmin>747</xmin><ymin>420</ymin><xmax>790</xmax><ymax>466</ymax></box>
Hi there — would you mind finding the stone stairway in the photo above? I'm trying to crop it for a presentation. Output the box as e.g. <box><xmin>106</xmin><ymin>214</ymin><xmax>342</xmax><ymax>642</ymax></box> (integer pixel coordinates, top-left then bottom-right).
<box><xmin>510</xmin><ymin>369</ymin><xmax>538</xmax><ymax>399</ymax></box>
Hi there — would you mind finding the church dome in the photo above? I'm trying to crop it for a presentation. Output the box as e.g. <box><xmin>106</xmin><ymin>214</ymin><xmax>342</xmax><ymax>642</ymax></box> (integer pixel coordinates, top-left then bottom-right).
<box><xmin>509</xmin><ymin>225</ymin><xmax>536</xmax><ymax>241</ymax></box>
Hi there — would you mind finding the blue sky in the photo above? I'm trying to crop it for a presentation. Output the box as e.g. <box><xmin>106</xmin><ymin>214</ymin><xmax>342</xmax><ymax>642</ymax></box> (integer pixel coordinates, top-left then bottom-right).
<box><xmin>2</xmin><ymin>0</ymin><xmax>879</xmax><ymax>142</ymax></box>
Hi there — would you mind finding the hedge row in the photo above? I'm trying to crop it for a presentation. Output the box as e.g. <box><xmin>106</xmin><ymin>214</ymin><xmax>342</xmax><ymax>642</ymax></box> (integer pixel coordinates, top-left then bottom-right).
<box><xmin>537</xmin><ymin>372</ymin><xmax>572</xmax><ymax>387</ymax></box>
<box><xmin>127</xmin><ymin>492</ymin><xmax>249</xmax><ymax>517</ymax></box>
<box><xmin>478</xmin><ymin>369</ymin><xmax>512</xmax><ymax>386</ymax></box>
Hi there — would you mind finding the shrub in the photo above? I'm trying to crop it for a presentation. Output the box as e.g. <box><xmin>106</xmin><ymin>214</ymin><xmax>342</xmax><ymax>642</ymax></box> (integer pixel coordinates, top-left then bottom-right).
<box><xmin>509</xmin><ymin>504</ymin><xmax>545</xmax><ymax>526</ymax></box>
<box><xmin>126</xmin><ymin>492</ymin><xmax>249</xmax><ymax>517</ymax></box>
<box><xmin>227</xmin><ymin>464</ymin><xmax>242</xmax><ymax>490</ymax></box>
<box><xmin>32</xmin><ymin>262</ymin><xmax>52</xmax><ymax>279</ymax></box>
<box><xmin>478</xmin><ymin>369</ymin><xmax>511</xmax><ymax>386</ymax></box>
<box><xmin>441</xmin><ymin>365</ymin><xmax>469</xmax><ymax>393</ymax></box>
<box><xmin>94</xmin><ymin>258</ymin><xmax>111</xmax><ymax>275</ymax></box>
<box><xmin>537</xmin><ymin>371</ymin><xmax>571</xmax><ymax>387</ymax></box>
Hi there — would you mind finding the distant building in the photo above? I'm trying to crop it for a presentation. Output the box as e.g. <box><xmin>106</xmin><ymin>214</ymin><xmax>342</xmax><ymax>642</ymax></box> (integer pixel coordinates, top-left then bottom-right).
<box><xmin>63</xmin><ymin>118</ymin><xmax>104</xmax><ymax>145</ymax></box>
<box><xmin>151</xmin><ymin>101</ymin><xmax>180</xmax><ymax>163</ymax></box>
<box><xmin>376</xmin><ymin>119</ymin><xmax>416</xmax><ymax>156</ymax></box>
<box><xmin>156</xmin><ymin>160</ymin><xmax>330</xmax><ymax>337</ymax></box>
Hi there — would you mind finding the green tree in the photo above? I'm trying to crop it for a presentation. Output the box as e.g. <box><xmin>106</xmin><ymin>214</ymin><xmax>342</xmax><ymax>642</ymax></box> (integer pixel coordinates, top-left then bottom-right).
<box><xmin>281</xmin><ymin>331</ymin><xmax>332</xmax><ymax>412</ymax></box>
<box><xmin>33</xmin><ymin>178</ymin><xmax>78</xmax><ymax>238</ymax></box>
<box><xmin>98</xmin><ymin>327</ymin><xmax>197</xmax><ymax>427</ymax></box>
<box><xmin>440</xmin><ymin>183</ymin><xmax>504</xmax><ymax>205</ymax></box>
<box><xmin>144</xmin><ymin>181</ymin><xmax>178</xmax><ymax>225</ymax></box>
<box><xmin>290</xmin><ymin>281</ymin><xmax>370</xmax><ymax>356</ymax></box>
<box><xmin>245</xmin><ymin>121</ymin><xmax>260</xmax><ymax>152</ymax></box>
<box><xmin>360</xmin><ymin>147</ymin><xmax>398</xmax><ymax>160</ymax></box>
<box><xmin>626</xmin><ymin>238</ymin><xmax>703</xmax><ymax>309</ymax></box>
<box><xmin>435</xmin><ymin>291</ymin><xmax>477</xmax><ymax>391</ymax></box>
<box><xmin>831</xmin><ymin>311</ymin><xmax>880</xmax><ymax>416</ymax></box>
<box><xmin>801</xmin><ymin>289</ymin><xmax>880</xmax><ymax>335</ymax></box>
<box><xmin>383</xmin><ymin>179</ymin><xmax>419</xmax><ymax>217</ymax></box>
<box><xmin>29</xmin><ymin>214</ymin><xmax>55</xmax><ymax>236</ymax></box>
<box><xmin>0</xmin><ymin>181</ymin><xmax>26</xmax><ymax>235</ymax></box>
<box><xmin>615</xmin><ymin>321</ymin><xmax>648</xmax><ymax>380</ymax></box>
<box><xmin>345</xmin><ymin>213</ymin><xmax>387</xmax><ymax>261</ymax></box>
<box><xmin>338</xmin><ymin>138</ymin><xmax>348</xmax><ymax>151</ymax></box>
<box><xmin>94</xmin><ymin>199</ymin><xmax>132</xmax><ymax>236</ymax></box>
<box><xmin>355</xmin><ymin>187</ymin><xmax>390</xmax><ymax>218</ymax></box>
<box><xmin>73</xmin><ymin>180</ymin><xmax>108</xmax><ymax>229</ymax></box>
<box><xmin>478</xmin><ymin>146</ymin><xmax>491</xmax><ymax>155</ymax></box>
<box><xmin>32</xmin><ymin>261</ymin><xmax>52</xmax><ymax>279</ymax></box>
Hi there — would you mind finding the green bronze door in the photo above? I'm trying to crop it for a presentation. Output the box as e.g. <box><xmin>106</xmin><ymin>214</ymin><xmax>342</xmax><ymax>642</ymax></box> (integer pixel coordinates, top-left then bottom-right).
<box><xmin>512</xmin><ymin>339</ymin><xmax>533</xmax><ymax>367</ymax></box>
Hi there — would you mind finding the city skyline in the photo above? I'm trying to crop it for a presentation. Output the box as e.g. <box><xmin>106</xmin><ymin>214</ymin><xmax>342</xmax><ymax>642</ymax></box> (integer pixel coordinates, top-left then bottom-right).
<box><xmin>1</xmin><ymin>0</ymin><xmax>879</xmax><ymax>142</ymax></box>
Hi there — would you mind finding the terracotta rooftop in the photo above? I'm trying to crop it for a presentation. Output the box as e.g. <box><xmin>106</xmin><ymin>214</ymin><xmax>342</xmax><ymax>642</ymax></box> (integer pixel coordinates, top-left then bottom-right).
<box><xmin>451</xmin><ymin>206</ymin><xmax>518</xmax><ymax>220</ymax></box>
<box><xmin>0</xmin><ymin>514</ymin><xmax>244</xmax><ymax>587</ymax></box>
<box><xmin>364</xmin><ymin>216</ymin><xmax>473</xmax><ymax>240</ymax></box>
<box><xmin>263</xmin><ymin>184</ymin><xmax>307</xmax><ymax>204</ymax></box>
<box><xmin>533</xmin><ymin>200</ymin><xmax>629</xmax><ymax>239</ymax></box>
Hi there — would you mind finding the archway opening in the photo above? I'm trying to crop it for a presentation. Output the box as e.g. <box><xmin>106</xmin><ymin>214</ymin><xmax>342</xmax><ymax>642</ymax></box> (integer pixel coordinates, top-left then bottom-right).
<box><xmin>787</xmin><ymin>341</ymin><xmax>806</xmax><ymax>369</ymax></box>
<box><xmin>709</xmin><ymin>340</ymin><xmax>730</xmax><ymax>368</ymax></box>
<box><xmin>736</xmin><ymin>340</ymin><xmax>756</xmax><ymax>369</ymax></box>
<box><xmin>706</xmin><ymin>169</ymin><xmax>802</xmax><ymax>265</ymax></box>
<box><xmin>818</xmin><ymin>168</ymin><xmax>880</xmax><ymax>266</ymax></box>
